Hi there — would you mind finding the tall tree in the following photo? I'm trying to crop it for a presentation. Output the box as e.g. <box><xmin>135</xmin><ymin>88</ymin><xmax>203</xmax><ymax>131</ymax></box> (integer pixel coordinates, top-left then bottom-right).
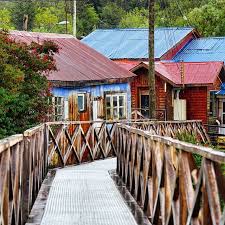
<box><xmin>119</xmin><ymin>8</ymin><xmax>148</xmax><ymax>28</ymax></box>
<box><xmin>0</xmin><ymin>31</ymin><xmax>59</xmax><ymax>138</ymax></box>
<box><xmin>99</xmin><ymin>2</ymin><xmax>125</xmax><ymax>28</ymax></box>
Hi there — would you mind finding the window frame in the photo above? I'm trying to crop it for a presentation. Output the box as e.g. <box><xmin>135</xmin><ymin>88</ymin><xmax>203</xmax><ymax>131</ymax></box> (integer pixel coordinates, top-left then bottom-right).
<box><xmin>209</xmin><ymin>90</ymin><xmax>217</xmax><ymax>117</ymax></box>
<box><xmin>77</xmin><ymin>93</ymin><xmax>86</xmax><ymax>112</ymax></box>
<box><xmin>49</xmin><ymin>96</ymin><xmax>65</xmax><ymax>121</ymax></box>
<box><xmin>105</xmin><ymin>93</ymin><xmax>127</xmax><ymax>120</ymax></box>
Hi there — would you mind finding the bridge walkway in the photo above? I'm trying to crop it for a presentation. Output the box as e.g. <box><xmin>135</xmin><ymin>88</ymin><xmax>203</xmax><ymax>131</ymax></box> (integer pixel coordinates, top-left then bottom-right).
<box><xmin>27</xmin><ymin>158</ymin><xmax>150</xmax><ymax>225</ymax></box>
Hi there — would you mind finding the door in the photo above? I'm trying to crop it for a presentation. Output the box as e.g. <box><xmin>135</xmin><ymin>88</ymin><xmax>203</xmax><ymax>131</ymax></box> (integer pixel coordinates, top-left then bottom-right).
<box><xmin>139</xmin><ymin>90</ymin><xmax>149</xmax><ymax>118</ymax></box>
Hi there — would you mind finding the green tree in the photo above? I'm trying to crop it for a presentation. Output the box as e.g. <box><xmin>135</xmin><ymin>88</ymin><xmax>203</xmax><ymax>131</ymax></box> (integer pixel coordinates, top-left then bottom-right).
<box><xmin>0</xmin><ymin>31</ymin><xmax>59</xmax><ymax>138</ymax></box>
<box><xmin>186</xmin><ymin>0</ymin><xmax>225</xmax><ymax>36</ymax></box>
<box><xmin>11</xmin><ymin>1</ymin><xmax>36</xmax><ymax>30</ymax></box>
<box><xmin>34</xmin><ymin>7</ymin><xmax>58</xmax><ymax>32</ymax></box>
<box><xmin>0</xmin><ymin>8</ymin><xmax>14</xmax><ymax>30</ymax></box>
<box><xmin>119</xmin><ymin>8</ymin><xmax>148</xmax><ymax>28</ymax></box>
<box><xmin>77</xmin><ymin>5</ymin><xmax>99</xmax><ymax>37</ymax></box>
<box><xmin>99</xmin><ymin>2</ymin><xmax>125</xmax><ymax>28</ymax></box>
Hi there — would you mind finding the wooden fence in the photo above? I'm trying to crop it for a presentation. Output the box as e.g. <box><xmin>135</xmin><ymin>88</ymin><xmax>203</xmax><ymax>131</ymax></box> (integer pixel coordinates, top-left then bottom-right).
<box><xmin>46</xmin><ymin>121</ymin><xmax>118</xmax><ymax>167</ymax></box>
<box><xmin>128</xmin><ymin>120</ymin><xmax>210</xmax><ymax>144</ymax></box>
<box><xmin>116</xmin><ymin>124</ymin><xmax>225</xmax><ymax>225</ymax></box>
<box><xmin>0</xmin><ymin>125</ymin><xmax>46</xmax><ymax>225</ymax></box>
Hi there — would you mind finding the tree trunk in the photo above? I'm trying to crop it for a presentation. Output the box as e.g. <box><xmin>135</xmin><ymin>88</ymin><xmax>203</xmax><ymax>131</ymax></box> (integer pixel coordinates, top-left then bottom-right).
<box><xmin>148</xmin><ymin>0</ymin><xmax>156</xmax><ymax>119</ymax></box>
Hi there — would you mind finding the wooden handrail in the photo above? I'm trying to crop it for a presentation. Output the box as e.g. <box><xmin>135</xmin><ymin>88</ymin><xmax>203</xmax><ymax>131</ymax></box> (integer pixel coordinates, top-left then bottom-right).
<box><xmin>118</xmin><ymin>124</ymin><xmax>225</xmax><ymax>163</ymax></box>
<box><xmin>0</xmin><ymin>120</ymin><xmax>220</xmax><ymax>225</ymax></box>
<box><xmin>116</xmin><ymin>124</ymin><xmax>225</xmax><ymax>225</ymax></box>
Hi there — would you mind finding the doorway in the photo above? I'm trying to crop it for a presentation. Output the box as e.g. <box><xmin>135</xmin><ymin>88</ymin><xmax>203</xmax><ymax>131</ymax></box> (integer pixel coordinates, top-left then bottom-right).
<box><xmin>139</xmin><ymin>90</ymin><xmax>149</xmax><ymax>118</ymax></box>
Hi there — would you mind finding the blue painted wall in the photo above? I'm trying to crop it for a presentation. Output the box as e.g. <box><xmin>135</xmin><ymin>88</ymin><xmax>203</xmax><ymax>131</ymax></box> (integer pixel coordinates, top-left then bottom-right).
<box><xmin>52</xmin><ymin>83</ymin><xmax>131</xmax><ymax>118</ymax></box>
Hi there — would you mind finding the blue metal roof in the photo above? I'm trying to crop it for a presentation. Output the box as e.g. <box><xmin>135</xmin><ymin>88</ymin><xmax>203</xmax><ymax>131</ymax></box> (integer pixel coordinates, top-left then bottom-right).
<box><xmin>173</xmin><ymin>37</ymin><xmax>225</xmax><ymax>63</ymax></box>
<box><xmin>81</xmin><ymin>27</ymin><xmax>194</xmax><ymax>59</ymax></box>
<box><xmin>216</xmin><ymin>83</ymin><xmax>225</xmax><ymax>95</ymax></box>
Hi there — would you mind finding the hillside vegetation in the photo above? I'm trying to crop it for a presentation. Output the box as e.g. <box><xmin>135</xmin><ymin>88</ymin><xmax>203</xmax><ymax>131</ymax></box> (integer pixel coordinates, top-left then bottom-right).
<box><xmin>0</xmin><ymin>0</ymin><xmax>224</xmax><ymax>38</ymax></box>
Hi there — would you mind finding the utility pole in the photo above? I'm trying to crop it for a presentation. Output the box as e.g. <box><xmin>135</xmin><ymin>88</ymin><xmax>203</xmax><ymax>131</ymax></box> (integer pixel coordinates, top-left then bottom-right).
<box><xmin>73</xmin><ymin>0</ymin><xmax>77</xmax><ymax>38</ymax></box>
<box><xmin>64</xmin><ymin>0</ymin><xmax>68</xmax><ymax>34</ymax></box>
<box><xmin>148</xmin><ymin>0</ymin><xmax>156</xmax><ymax>119</ymax></box>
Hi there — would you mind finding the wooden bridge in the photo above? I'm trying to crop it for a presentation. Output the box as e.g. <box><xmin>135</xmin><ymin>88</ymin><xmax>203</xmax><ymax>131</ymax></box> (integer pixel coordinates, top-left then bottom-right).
<box><xmin>1</xmin><ymin>120</ymin><xmax>225</xmax><ymax>225</ymax></box>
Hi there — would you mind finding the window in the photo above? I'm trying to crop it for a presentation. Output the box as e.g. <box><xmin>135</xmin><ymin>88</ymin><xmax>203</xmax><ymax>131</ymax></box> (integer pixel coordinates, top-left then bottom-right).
<box><xmin>49</xmin><ymin>97</ymin><xmax>64</xmax><ymax>121</ymax></box>
<box><xmin>105</xmin><ymin>93</ymin><xmax>127</xmax><ymax>120</ymax></box>
<box><xmin>77</xmin><ymin>93</ymin><xmax>86</xmax><ymax>112</ymax></box>
<box><xmin>210</xmin><ymin>91</ymin><xmax>217</xmax><ymax>116</ymax></box>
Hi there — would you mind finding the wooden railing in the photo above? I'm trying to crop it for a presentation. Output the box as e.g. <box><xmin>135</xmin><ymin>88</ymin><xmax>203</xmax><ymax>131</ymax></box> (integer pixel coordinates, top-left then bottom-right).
<box><xmin>0</xmin><ymin>120</ymin><xmax>215</xmax><ymax>225</ymax></box>
<box><xmin>128</xmin><ymin>120</ymin><xmax>210</xmax><ymax>143</ymax></box>
<box><xmin>0</xmin><ymin>125</ymin><xmax>46</xmax><ymax>225</ymax></box>
<box><xmin>0</xmin><ymin>121</ymin><xmax>119</xmax><ymax>225</ymax></box>
<box><xmin>46</xmin><ymin>121</ymin><xmax>118</xmax><ymax>167</ymax></box>
<box><xmin>116</xmin><ymin>124</ymin><xmax>225</xmax><ymax>225</ymax></box>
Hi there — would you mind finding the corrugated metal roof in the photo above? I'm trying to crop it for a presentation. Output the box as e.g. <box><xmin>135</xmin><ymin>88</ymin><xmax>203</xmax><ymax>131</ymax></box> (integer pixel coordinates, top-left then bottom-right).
<box><xmin>81</xmin><ymin>28</ymin><xmax>194</xmax><ymax>59</ymax></box>
<box><xmin>10</xmin><ymin>31</ymin><xmax>135</xmax><ymax>82</ymax></box>
<box><xmin>116</xmin><ymin>60</ymin><xmax>223</xmax><ymax>86</ymax></box>
<box><xmin>173</xmin><ymin>37</ymin><xmax>225</xmax><ymax>63</ymax></box>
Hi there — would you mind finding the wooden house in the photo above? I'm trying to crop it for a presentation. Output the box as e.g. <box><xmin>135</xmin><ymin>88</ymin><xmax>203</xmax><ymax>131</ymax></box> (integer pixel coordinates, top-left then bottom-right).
<box><xmin>174</xmin><ymin>37</ymin><xmax>225</xmax><ymax>128</ymax></box>
<box><xmin>117</xmin><ymin>61</ymin><xmax>225</xmax><ymax>124</ymax></box>
<box><xmin>11</xmin><ymin>31</ymin><xmax>135</xmax><ymax>122</ymax></box>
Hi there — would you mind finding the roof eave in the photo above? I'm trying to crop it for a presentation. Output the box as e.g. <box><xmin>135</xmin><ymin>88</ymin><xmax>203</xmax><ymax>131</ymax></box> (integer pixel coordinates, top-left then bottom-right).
<box><xmin>49</xmin><ymin>77</ymin><xmax>134</xmax><ymax>88</ymax></box>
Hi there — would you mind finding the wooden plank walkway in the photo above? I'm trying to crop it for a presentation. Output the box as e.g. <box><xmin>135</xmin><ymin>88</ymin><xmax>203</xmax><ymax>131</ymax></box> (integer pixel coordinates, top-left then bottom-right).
<box><xmin>32</xmin><ymin>158</ymin><xmax>140</xmax><ymax>225</ymax></box>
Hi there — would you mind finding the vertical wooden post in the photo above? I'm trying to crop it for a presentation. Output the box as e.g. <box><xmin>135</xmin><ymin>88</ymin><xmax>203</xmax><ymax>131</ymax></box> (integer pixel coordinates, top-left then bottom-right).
<box><xmin>44</xmin><ymin>124</ymin><xmax>49</xmax><ymax>176</ymax></box>
<box><xmin>148</xmin><ymin>0</ymin><xmax>156</xmax><ymax>119</ymax></box>
<box><xmin>21</xmin><ymin>136</ymin><xmax>30</xmax><ymax>224</ymax></box>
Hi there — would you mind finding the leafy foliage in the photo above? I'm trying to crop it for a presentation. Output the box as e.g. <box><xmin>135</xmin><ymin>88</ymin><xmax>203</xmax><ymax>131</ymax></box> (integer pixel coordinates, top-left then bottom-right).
<box><xmin>0</xmin><ymin>31</ymin><xmax>59</xmax><ymax>138</ymax></box>
<box><xmin>99</xmin><ymin>3</ymin><xmax>125</xmax><ymax>28</ymax></box>
<box><xmin>11</xmin><ymin>1</ymin><xmax>36</xmax><ymax>30</ymax></box>
<box><xmin>176</xmin><ymin>131</ymin><xmax>202</xmax><ymax>168</ymax></box>
<box><xmin>119</xmin><ymin>8</ymin><xmax>148</xmax><ymax>28</ymax></box>
<box><xmin>2</xmin><ymin>0</ymin><xmax>223</xmax><ymax>38</ymax></box>
<box><xmin>0</xmin><ymin>8</ymin><xmax>14</xmax><ymax>30</ymax></box>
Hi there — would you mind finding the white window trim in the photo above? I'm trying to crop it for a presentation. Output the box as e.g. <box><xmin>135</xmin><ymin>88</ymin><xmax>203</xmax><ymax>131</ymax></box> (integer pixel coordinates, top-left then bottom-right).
<box><xmin>105</xmin><ymin>93</ymin><xmax>127</xmax><ymax>120</ymax></box>
<box><xmin>49</xmin><ymin>96</ymin><xmax>65</xmax><ymax>121</ymax></box>
<box><xmin>77</xmin><ymin>93</ymin><xmax>86</xmax><ymax>112</ymax></box>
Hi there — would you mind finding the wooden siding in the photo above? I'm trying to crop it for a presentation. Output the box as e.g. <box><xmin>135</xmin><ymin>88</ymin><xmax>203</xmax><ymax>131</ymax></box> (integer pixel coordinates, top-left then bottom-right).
<box><xmin>180</xmin><ymin>87</ymin><xmax>208</xmax><ymax>124</ymax></box>
<box><xmin>130</xmin><ymin>68</ymin><xmax>173</xmax><ymax>120</ymax></box>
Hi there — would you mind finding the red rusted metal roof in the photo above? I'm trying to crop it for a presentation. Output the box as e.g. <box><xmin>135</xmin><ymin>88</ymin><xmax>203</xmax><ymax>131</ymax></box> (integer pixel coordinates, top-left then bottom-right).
<box><xmin>157</xmin><ymin>61</ymin><xmax>224</xmax><ymax>85</ymax></box>
<box><xmin>10</xmin><ymin>31</ymin><xmax>135</xmax><ymax>82</ymax></box>
<box><xmin>116</xmin><ymin>60</ymin><xmax>224</xmax><ymax>86</ymax></box>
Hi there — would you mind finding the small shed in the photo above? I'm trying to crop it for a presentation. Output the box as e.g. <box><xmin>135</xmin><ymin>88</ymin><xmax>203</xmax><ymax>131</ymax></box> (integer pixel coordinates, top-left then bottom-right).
<box><xmin>11</xmin><ymin>31</ymin><xmax>135</xmax><ymax>122</ymax></box>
